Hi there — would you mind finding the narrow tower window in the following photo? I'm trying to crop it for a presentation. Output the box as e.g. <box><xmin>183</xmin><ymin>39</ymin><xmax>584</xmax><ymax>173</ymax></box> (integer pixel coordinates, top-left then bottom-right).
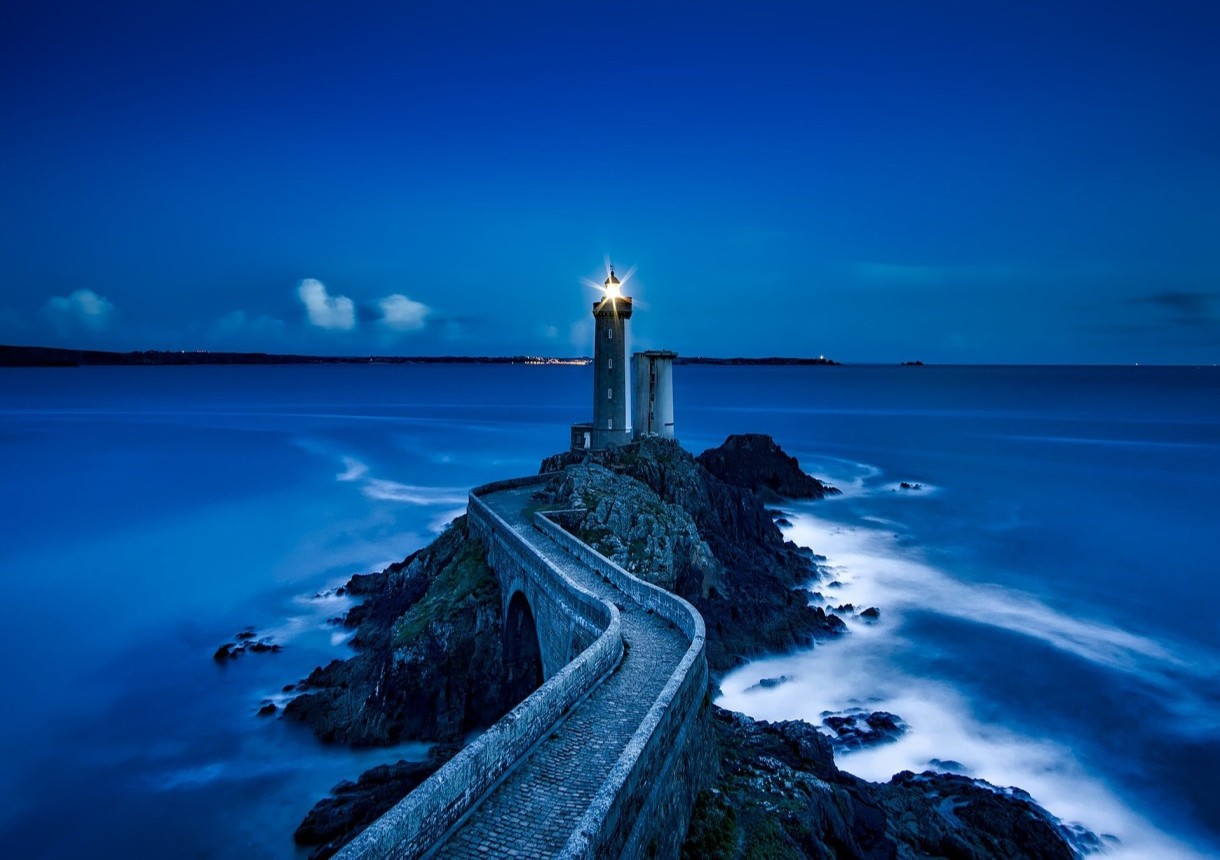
<box><xmin>607</xmin><ymin>388</ymin><xmax>613</xmax><ymax>400</ymax></box>
<box><xmin>608</xmin><ymin>358</ymin><xmax>612</xmax><ymax>369</ymax></box>
<box><xmin>607</xmin><ymin>328</ymin><xmax>613</xmax><ymax>340</ymax></box>
<box><xmin>608</xmin><ymin>418</ymin><xmax>613</xmax><ymax>430</ymax></box>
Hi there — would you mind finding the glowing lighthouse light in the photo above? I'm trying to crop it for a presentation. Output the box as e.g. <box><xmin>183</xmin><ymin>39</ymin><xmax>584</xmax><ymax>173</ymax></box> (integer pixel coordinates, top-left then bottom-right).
<box><xmin>604</xmin><ymin>268</ymin><xmax>622</xmax><ymax>298</ymax></box>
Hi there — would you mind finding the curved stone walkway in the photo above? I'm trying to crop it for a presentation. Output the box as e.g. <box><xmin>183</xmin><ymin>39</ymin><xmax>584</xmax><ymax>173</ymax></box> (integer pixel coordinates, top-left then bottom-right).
<box><xmin>428</xmin><ymin>485</ymin><xmax>688</xmax><ymax>859</ymax></box>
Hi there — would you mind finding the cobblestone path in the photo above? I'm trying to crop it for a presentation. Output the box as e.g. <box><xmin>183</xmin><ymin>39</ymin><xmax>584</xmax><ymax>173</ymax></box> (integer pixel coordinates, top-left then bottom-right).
<box><xmin>429</xmin><ymin>486</ymin><xmax>688</xmax><ymax>859</ymax></box>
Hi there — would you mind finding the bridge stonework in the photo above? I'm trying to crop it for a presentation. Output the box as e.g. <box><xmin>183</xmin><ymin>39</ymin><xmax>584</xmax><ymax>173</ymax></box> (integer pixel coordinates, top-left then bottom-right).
<box><xmin>335</xmin><ymin>474</ymin><xmax>711</xmax><ymax>860</ymax></box>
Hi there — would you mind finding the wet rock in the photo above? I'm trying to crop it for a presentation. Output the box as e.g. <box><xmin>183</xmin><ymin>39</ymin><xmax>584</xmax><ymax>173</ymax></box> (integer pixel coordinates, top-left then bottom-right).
<box><xmin>685</xmin><ymin>707</ymin><xmax>1080</xmax><ymax>860</ymax></box>
<box><xmin>294</xmin><ymin>745</ymin><xmax>460</xmax><ymax>859</ymax></box>
<box><xmin>745</xmin><ymin>674</ymin><xmax>795</xmax><ymax>692</ymax></box>
<box><xmin>258</xmin><ymin>702</ymin><xmax>277</xmax><ymax>717</ymax></box>
<box><xmin>929</xmin><ymin>758</ymin><xmax>966</xmax><ymax>772</ymax></box>
<box><xmin>821</xmin><ymin>709</ymin><xmax>908</xmax><ymax>750</ymax></box>
<box><xmin>214</xmin><ymin>628</ymin><xmax>280</xmax><ymax>661</ymax></box>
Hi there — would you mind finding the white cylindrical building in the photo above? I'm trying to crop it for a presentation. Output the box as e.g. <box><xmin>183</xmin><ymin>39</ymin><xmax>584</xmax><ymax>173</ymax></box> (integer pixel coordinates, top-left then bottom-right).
<box><xmin>631</xmin><ymin>350</ymin><xmax>676</xmax><ymax>440</ymax></box>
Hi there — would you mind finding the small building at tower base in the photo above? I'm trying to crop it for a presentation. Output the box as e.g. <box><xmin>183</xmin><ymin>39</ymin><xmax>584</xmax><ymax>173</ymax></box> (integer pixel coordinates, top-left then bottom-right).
<box><xmin>631</xmin><ymin>350</ymin><xmax>676</xmax><ymax>440</ymax></box>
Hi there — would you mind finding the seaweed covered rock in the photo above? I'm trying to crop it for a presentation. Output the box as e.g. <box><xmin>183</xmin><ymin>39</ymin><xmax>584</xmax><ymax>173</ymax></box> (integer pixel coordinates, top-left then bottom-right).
<box><xmin>283</xmin><ymin>516</ymin><xmax>530</xmax><ymax>746</ymax></box>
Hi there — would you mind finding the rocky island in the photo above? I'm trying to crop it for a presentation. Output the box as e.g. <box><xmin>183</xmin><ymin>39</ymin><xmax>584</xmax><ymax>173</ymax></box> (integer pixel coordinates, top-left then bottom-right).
<box><xmin>280</xmin><ymin>434</ymin><xmax>1083</xmax><ymax>859</ymax></box>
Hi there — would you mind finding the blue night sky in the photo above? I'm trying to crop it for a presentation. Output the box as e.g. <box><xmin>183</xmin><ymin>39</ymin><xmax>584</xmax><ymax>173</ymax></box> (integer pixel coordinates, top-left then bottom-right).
<box><xmin>2</xmin><ymin>1</ymin><xmax>1217</xmax><ymax>363</ymax></box>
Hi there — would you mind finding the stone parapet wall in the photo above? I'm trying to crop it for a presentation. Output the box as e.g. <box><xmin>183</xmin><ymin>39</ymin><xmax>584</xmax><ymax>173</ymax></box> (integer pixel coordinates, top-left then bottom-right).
<box><xmin>335</xmin><ymin>478</ymin><xmax>622</xmax><ymax>860</ymax></box>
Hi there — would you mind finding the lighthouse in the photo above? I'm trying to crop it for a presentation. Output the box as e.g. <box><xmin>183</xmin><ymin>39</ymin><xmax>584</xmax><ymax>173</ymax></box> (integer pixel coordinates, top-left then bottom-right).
<box><xmin>569</xmin><ymin>264</ymin><xmax>676</xmax><ymax>453</ymax></box>
<box><xmin>590</xmin><ymin>268</ymin><xmax>633</xmax><ymax>448</ymax></box>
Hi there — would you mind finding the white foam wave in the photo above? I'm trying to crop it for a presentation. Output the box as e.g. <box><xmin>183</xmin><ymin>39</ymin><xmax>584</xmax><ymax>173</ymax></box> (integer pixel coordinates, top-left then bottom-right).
<box><xmin>800</xmin><ymin>456</ymin><xmax>936</xmax><ymax>501</ymax></box>
<box><xmin>297</xmin><ymin>440</ymin><xmax>470</xmax><ymax>509</ymax></box>
<box><xmin>799</xmin><ymin>456</ymin><xmax>881</xmax><ymax>498</ymax></box>
<box><xmin>717</xmin><ymin>510</ymin><xmax>1220</xmax><ymax>859</ymax></box>
<box><xmin>787</xmin><ymin>515</ymin><xmax>1203</xmax><ymax>679</ymax></box>
<box><xmin>262</xmin><ymin>581</ymin><xmax>357</xmax><ymax>642</ymax></box>
<box><xmin>362</xmin><ymin>479</ymin><xmax>468</xmax><ymax>506</ymax></box>
<box><xmin>337</xmin><ymin>456</ymin><xmax>369</xmax><ymax>482</ymax></box>
<box><xmin>721</xmin><ymin>656</ymin><xmax>1209</xmax><ymax>859</ymax></box>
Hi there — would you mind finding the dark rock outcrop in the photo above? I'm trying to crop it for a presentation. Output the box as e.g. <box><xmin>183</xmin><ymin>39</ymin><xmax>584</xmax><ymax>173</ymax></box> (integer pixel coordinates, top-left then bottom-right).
<box><xmin>821</xmin><ymin>710</ymin><xmax>907</xmax><ymax>751</ymax></box>
<box><xmin>745</xmin><ymin>675</ymin><xmax>795</xmax><ymax>692</ymax></box>
<box><xmin>212</xmin><ymin>628</ymin><xmax>281</xmax><ymax>661</ymax></box>
<box><xmin>696</xmin><ymin>433</ymin><xmax>839</xmax><ymax>501</ymax></box>
<box><xmin>684</xmin><ymin>707</ymin><xmax>1081</xmax><ymax>860</ymax></box>
<box><xmin>538</xmin><ymin>436</ymin><xmax>846</xmax><ymax>673</ymax></box>
<box><xmin>283</xmin><ymin>516</ymin><xmax>527</xmax><ymax>746</ymax></box>
<box><xmin>293</xmin><ymin>745</ymin><xmax>459</xmax><ymax>860</ymax></box>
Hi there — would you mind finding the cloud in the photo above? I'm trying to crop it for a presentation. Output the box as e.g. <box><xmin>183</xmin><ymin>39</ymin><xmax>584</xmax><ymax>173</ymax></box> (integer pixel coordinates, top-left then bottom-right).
<box><xmin>378</xmin><ymin>293</ymin><xmax>430</xmax><ymax>331</ymax></box>
<box><xmin>298</xmin><ymin>279</ymin><xmax>356</xmax><ymax>330</ymax></box>
<box><xmin>539</xmin><ymin>323</ymin><xmax>559</xmax><ymax>339</ymax></box>
<box><xmin>42</xmin><ymin>289</ymin><xmax>116</xmax><ymax>333</ymax></box>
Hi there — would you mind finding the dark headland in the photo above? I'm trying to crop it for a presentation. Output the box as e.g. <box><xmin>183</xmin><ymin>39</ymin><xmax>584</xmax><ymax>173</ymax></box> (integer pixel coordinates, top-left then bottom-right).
<box><xmin>0</xmin><ymin>344</ymin><xmax>840</xmax><ymax>368</ymax></box>
<box><xmin>277</xmin><ymin>434</ymin><xmax>1085</xmax><ymax>859</ymax></box>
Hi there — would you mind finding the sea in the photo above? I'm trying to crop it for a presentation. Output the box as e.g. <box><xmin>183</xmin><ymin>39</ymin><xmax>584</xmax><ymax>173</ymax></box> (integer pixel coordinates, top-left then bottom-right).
<box><xmin>0</xmin><ymin>364</ymin><xmax>1217</xmax><ymax>858</ymax></box>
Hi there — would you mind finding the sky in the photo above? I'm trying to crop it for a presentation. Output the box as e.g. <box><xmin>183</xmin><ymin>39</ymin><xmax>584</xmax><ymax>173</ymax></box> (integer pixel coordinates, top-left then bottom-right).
<box><xmin>2</xmin><ymin>0</ymin><xmax>1217</xmax><ymax>364</ymax></box>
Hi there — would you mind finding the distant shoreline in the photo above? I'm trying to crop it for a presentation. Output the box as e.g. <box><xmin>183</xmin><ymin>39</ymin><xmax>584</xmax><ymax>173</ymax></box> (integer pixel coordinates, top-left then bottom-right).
<box><xmin>0</xmin><ymin>344</ymin><xmax>842</xmax><ymax>368</ymax></box>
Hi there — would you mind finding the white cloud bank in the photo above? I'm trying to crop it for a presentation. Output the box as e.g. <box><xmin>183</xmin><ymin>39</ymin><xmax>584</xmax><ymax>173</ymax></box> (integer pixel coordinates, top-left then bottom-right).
<box><xmin>298</xmin><ymin>278</ymin><xmax>356</xmax><ymax>330</ymax></box>
<box><xmin>378</xmin><ymin>293</ymin><xmax>429</xmax><ymax>331</ymax></box>
<box><xmin>42</xmin><ymin>289</ymin><xmax>115</xmax><ymax>332</ymax></box>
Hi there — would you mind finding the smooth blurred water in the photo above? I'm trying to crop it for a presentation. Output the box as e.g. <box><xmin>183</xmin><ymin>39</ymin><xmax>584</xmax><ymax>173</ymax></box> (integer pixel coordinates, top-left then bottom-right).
<box><xmin>0</xmin><ymin>364</ymin><xmax>1217</xmax><ymax>857</ymax></box>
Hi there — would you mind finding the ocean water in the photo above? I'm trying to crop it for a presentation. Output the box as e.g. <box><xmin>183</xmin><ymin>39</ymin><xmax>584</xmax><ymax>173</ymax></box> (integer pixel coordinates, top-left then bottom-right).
<box><xmin>0</xmin><ymin>364</ymin><xmax>1217</xmax><ymax>858</ymax></box>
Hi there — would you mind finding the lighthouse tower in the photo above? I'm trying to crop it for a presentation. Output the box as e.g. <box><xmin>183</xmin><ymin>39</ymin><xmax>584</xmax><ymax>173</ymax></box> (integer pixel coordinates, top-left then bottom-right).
<box><xmin>590</xmin><ymin>268</ymin><xmax>633</xmax><ymax>449</ymax></box>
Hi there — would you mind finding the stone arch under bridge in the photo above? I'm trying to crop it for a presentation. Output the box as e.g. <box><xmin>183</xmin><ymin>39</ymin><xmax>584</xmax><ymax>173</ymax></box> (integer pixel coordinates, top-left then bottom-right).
<box><xmin>502</xmin><ymin>590</ymin><xmax>543</xmax><ymax>704</ymax></box>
